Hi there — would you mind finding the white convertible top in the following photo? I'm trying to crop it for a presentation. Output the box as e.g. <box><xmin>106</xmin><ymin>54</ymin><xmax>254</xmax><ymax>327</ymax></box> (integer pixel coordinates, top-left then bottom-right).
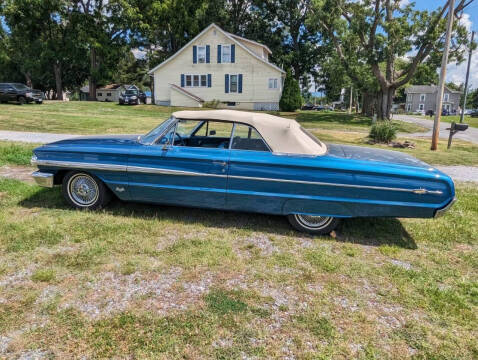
<box><xmin>172</xmin><ymin>110</ymin><xmax>326</xmax><ymax>156</ymax></box>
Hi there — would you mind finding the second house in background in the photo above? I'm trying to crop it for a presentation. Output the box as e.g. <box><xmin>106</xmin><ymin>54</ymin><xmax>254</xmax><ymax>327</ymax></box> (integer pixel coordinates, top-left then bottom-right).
<box><xmin>148</xmin><ymin>23</ymin><xmax>285</xmax><ymax>111</ymax></box>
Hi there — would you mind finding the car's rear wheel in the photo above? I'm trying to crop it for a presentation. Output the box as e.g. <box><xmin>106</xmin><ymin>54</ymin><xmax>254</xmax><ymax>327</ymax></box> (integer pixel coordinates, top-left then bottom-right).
<box><xmin>287</xmin><ymin>214</ymin><xmax>339</xmax><ymax>235</ymax></box>
<box><xmin>18</xmin><ymin>96</ymin><xmax>26</xmax><ymax>105</ymax></box>
<box><xmin>62</xmin><ymin>171</ymin><xmax>111</xmax><ymax>210</ymax></box>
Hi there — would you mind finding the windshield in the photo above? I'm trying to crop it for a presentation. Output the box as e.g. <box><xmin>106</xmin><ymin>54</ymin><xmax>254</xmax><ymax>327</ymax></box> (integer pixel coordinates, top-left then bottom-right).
<box><xmin>125</xmin><ymin>90</ymin><xmax>137</xmax><ymax>95</ymax></box>
<box><xmin>12</xmin><ymin>83</ymin><xmax>30</xmax><ymax>91</ymax></box>
<box><xmin>138</xmin><ymin>117</ymin><xmax>176</xmax><ymax>144</ymax></box>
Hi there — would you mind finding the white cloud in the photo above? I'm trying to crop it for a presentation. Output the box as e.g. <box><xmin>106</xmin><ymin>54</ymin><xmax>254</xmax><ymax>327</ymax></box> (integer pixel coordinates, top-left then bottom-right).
<box><xmin>458</xmin><ymin>13</ymin><xmax>472</xmax><ymax>31</ymax></box>
<box><xmin>400</xmin><ymin>0</ymin><xmax>410</xmax><ymax>7</ymax></box>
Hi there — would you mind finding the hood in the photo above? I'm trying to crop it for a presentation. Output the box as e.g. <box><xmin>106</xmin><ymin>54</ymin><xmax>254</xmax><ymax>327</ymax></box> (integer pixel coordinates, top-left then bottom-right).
<box><xmin>46</xmin><ymin>134</ymin><xmax>140</xmax><ymax>147</ymax></box>
<box><xmin>327</xmin><ymin>144</ymin><xmax>431</xmax><ymax>169</ymax></box>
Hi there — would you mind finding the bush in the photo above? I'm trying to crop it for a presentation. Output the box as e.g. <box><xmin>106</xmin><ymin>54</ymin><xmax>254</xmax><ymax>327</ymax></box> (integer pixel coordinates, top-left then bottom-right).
<box><xmin>203</xmin><ymin>99</ymin><xmax>220</xmax><ymax>109</ymax></box>
<box><xmin>279</xmin><ymin>70</ymin><xmax>301</xmax><ymax>111</ymax></box>
<box><xmin>369</xmin><ymin>121</ymin><xmax>397</xmax><ymax>143</ymax></box>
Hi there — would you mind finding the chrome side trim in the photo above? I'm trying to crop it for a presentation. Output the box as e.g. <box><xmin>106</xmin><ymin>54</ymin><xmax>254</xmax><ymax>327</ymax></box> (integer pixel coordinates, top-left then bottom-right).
<box><xmin>127</xmin><ymin>165</ymin><xmax>228</xmax><ymax>178</ymax></box>
<box><xmin>31</xmin><ymin>159</ymin><xmax>443</xmax><ymax>195</ymax></box>
<box><xmin>31</xmin><ymin>171</ymin><xmax>54</xmax><ymax>188</ymax></box>
<box><xmin>434</xmin><ymin>197</ymin><xmax>457</xmax><ymax>217</ymax></box>
<box><xmin>228</xmin><ymin>174</ymin><xmax>443</xmax><ymax>195</ymax></box>
<box><xmin>32</xmin><ymin>159</ymin><xmax>127</xmax><ymax>172</ymax></box>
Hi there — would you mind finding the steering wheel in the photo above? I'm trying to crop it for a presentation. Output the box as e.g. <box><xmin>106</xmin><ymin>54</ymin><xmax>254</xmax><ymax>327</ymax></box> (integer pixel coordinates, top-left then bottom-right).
<box><xmin>174</xmin><ymin>133</ymin><xmax>186</xmax><ymax>146</ymax></box>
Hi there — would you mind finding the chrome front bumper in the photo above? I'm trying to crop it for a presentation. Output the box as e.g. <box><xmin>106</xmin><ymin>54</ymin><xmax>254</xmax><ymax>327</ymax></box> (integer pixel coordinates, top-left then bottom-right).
<box><xmin>435</xmin><ymin>197</ymin><xmax>457</xmax><ymax>218</ymax></box>
<box><xmin>32</xmin><ymin>171</ymin><xmax>54</xmax><ymax>188</ymax></box>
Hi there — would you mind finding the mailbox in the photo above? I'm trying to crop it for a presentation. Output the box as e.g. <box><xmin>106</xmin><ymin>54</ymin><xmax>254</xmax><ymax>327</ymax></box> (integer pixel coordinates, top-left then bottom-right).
<box><xmin>447</xmin><ymin>122</ymin><xmax>469</xmax><ymax>149</ymax></box>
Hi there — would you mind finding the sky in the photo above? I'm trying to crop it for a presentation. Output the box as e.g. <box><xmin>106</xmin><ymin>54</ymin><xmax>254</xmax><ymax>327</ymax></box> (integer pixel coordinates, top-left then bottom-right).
<box><xmin>410</xmin><ymin>0</ymin><xmax>478</xmax><ymax>88</ymax></box>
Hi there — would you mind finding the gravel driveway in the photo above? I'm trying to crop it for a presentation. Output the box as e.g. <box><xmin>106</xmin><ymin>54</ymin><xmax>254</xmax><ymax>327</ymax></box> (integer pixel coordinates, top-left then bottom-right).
<box><xmin>0</xmin><ymin>130</ymin><xmax>77</xmax><ymax>143</ymax></box>
<box><xmin>394</xmin><ymin>114</ymin><xmax>478</xmax><ymax>144</ymax></box>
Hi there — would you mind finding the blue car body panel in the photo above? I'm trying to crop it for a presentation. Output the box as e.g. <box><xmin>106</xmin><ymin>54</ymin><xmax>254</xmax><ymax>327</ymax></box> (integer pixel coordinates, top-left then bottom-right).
<box><xmin>33</xmin><ymin>132</ymin><xmax>455</xmax><ymax>219</ymax></box>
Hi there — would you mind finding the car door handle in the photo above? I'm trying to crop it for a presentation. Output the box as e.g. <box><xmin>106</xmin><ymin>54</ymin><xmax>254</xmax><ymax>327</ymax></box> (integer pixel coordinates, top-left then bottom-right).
<box><xmin>212</xmin><ymin>161</ymin><xmax>227</xmax><ymax>166</ymax></box>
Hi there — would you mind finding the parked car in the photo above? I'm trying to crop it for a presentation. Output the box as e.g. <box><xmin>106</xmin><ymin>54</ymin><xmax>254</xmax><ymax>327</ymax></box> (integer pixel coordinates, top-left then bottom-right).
<box><xmin>425</xmin><ymin>110</ymin><xmax>434</xmax><ymax>117</ymax></box>
<box><xmin>470</xmin><ymin>110</ymin><xmax>478</xmax><ymax>118</ymax></box>
<box><xmin>301</xmin><ymin>103</ymin><xmax>315</xmax><ymax>110</ymax></box>
<box><xmin>0</xmin><ymin>83</ymin><xmax>43</xmax><ymax>104</ymax></box>
<box><xmin>441</xmin><ymin>109</ymin><xmax>450</xmax><ymax>116</ymax></box>
<box><xmin>413</xmin><ymin>109</ymin><xmax>425</xmax><ymax>116</ymax></box>
<box><xmin>31</xmin><ymin>110</ymin><xmax>455</xmax><ymax>234</ymax></box>
<box><xmin>119</xmin><ymin>89</ymin><xmax>146</xmax><ymax>105</ymax></box>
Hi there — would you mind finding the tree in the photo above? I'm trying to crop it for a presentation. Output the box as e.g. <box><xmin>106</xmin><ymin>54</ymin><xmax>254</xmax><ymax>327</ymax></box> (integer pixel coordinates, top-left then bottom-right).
<box><xmin>313</xmin><ymin>0</ymin><xmax>473</xmax><ymax>119</ymax></box>
<box><xmin>280</xmin><ymin>69</ymin><xmax>302</xmax><ymax>111</ymax></box>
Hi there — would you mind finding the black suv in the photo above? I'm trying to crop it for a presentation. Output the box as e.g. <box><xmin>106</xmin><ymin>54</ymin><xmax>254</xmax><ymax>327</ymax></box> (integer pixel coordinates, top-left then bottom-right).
<box><xmin>0</xmin><ymin>83</ymin><xmax>43</xmax><ymax>104</ymax></box>
<box><xmin>119</xmin><ymin>89</ymin><xmax>146</xmax><ymax>105</ymax></box>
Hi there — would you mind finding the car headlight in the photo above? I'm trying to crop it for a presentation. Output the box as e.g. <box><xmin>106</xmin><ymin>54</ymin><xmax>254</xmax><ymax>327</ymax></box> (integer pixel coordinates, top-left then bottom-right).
<box><xmin>26</xmin><ymin>92</ymin><xmax>32</xmax><ymax>97</ymax></box>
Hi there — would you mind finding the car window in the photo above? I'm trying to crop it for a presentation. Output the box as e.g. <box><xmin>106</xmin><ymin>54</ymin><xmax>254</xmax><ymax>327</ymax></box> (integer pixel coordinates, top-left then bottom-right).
<box><xmin>139</xmin><ymin>117</ymin><xmax>175</xmax><ymax>144</ymax></box>
<box><xmin>231</xmin><ymin>123</ymin><xmax>269</xmax><ymax>152</ymax></box>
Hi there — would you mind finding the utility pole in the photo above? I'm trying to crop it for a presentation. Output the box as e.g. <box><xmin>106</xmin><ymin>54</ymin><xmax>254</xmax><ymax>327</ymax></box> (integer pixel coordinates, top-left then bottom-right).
<box><xmin>460</xmin><ymin>31</ymin><xmax>475</xmax><ymax>123</ymax></box>
<box><xmin>431</xmin><ymin>0</ymin><xmax>455</xmax><ymax>151</ymax></box>
<box><xmin>348</xmin><ymin>85</ymin><xmax>353</xmax><ymax>114</ymax></box>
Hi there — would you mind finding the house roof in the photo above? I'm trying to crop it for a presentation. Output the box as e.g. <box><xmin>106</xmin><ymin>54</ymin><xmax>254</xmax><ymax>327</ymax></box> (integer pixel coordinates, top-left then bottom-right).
<box><xmin>405</xmin><ymin>85</ymin><xmax>463</xmax><ymax>94</ymax></box>
<box><xmin>97</xmin><ymin>84</ymin><xmax>124</xmax><ymax>90</ymax></box>
<box><xmin>172</xmin><ymin>110</ymin><xmax>327</xmax><ymax>156</ymax></box>
<box><xmin>170</xmin><ymin>84</ymin><xmax>203</xmax><ymax>103</ymax></box>
<box><xmin>226</xmin><ymin>32</ymin><xmax>272</xmax><ymax>54</ymax></box>
<box><xmin>148</xmin><ymin>23</ymin><xmax>284</xmax><ymax>75</ymax></box>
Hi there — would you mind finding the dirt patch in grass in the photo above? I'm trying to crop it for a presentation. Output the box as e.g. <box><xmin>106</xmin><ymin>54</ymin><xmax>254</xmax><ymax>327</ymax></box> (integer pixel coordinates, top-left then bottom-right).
<box><xmin>0</xmin><ymin>166</ymin><xmax>34</xmax><ymax>184</ymax></box>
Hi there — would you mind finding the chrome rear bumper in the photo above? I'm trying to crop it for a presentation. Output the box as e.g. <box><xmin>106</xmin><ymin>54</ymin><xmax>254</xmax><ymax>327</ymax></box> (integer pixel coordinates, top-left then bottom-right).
<box><xmin>435</xmin><ymin>197</ymin><xmax>457</xmax><ymax>218</ymax></box>
<box><xmin>32</xmin><ymin>171</ymin><xmax>54</xmax><ymax>188</ymax></box>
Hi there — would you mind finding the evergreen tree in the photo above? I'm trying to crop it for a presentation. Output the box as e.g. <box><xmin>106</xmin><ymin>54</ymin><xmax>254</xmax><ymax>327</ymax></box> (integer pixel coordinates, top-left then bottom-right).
<box><xmin>280</xmin><ymin>70</ymin><xmax>302</xmax><ymax>111</ymax></box>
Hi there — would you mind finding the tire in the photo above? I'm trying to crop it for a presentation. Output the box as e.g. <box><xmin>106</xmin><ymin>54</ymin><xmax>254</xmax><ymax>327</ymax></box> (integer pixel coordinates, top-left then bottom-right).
<box><xmin>18</xmin><ymin>96</ymin><xmax>26</xmax><ymax>105</ymax></box>
<box><xmin>287</xmin><ymin>214</ymin><xmax>340</xmax><ymax>235</ymax></box>
<box><xmin>62</xmin><ymin>171</ymin><xmax>111</xmax><ymax>210</ymax></box>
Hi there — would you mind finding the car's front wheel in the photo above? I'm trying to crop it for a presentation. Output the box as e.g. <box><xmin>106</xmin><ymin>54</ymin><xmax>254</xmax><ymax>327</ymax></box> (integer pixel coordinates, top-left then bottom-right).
<box><xmin>18</xmin><ymin>96</ymin><xmax>26</xmax><ymax>105</ymax></box>
<box><xmin>62</xmin><ymin>171</ymin><xmax>111</xmax><ymax>210</ymax></box>
<box><xmin>287</xmin><ymin>214</ymin><xmax>339</xmax><ymax>235</ymax></box>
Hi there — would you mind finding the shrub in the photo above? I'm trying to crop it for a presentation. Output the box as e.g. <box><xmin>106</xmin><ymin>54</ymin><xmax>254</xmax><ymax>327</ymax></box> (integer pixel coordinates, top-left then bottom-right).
<box><xmin>369</xmin><ymin>121</ymin><xmax>397</xmax><ymax>143</ymax></box>
<box><xmin>279</xmin><ymin>70</ymin><xmax>301</xmax><ymax>111</ymax></box>
<box><xmin>203</xmin><ymin>99</ymin><xmax>220</xmax><ymax>109</ymax></box>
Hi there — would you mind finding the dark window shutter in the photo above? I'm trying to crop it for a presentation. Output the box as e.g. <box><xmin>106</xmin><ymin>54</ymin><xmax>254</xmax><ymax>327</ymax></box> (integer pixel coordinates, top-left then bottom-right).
<box><xmin>206</xmin><ymin>45</ymin><xmax>210</xmax><ymax>63</ymax></box>
<box><xmin>193</xmin><ymin>46</ymin><xmax>197</xmax><ymax>63</ymax></box>
<box><xmin>217</xmin><ymin>45</ymin><xmax>221</xmax><ymax>63</ymax></box>
<box><xmin>231</xmin><ymin>44</ymin><xmax>235</xmax><ymax>63</ymax></box>
<box><xmin>238</xmin><ymin>74</ymin><xmax>243</xmax><ymax>93</ymax></box>
<box><xmin>225</xmin><ymin>74</ymin><xmax>229</xmax><ymax>93</ymax></box>
<box><xmin>181</xmin><ymin>74</ymin><xmax>185</xmax><ymax>87</ymax></box>
<box><xmin>207</xmin><ymin>74</ymin><xmax>212</xmax><ymax>88</ymax></box>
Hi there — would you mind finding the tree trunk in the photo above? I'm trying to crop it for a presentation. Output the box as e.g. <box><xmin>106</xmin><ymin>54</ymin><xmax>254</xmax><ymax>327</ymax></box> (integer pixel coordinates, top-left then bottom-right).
<box><xmin>24</xmin><ymin>73</ymin><xmax>32</xmax><ymax>88</ymax></box>
<box><xmin>53</xmin><ymin>63</ymin><xmax>63</xmax><ymax>101</ymax></box>
<box><xmin>362</xmin><ymin>91</ymin><xmax>375</xmax><ymax>116</ymax></box>
<box><xmin>376</xmin><ymin>87</ymin><xmax>395</xmax><ymax>120</ymax></box>
<box><xmin>88</xmin><ymin>47</ymin><xmax>97</xmax><ymax>101</ymax></box>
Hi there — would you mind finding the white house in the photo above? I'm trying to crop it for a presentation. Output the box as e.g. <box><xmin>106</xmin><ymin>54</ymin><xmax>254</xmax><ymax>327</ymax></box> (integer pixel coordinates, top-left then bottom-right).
<box><xmin>148</xmin><ymin>23</ymin><xmax>285</xmax><ymax>110</ymax></box>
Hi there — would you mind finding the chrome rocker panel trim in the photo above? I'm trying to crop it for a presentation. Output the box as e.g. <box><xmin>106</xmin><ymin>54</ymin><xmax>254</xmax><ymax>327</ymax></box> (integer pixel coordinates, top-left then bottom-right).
<box><xmin>31</xmin><ymin>171</ymin><xmax>54</xmax><ymax>188</ymax></box>
<box><xmin>32</xmin><ymin>158</ymin><xmax>443</xmax><ymax>196</ymax></box>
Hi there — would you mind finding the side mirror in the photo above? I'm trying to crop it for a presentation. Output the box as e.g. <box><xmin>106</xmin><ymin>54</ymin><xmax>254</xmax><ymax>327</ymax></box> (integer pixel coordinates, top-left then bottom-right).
<box><xmin>209</xmin><ymin>130</ymin><xmax>216</xmax><ymax>136</ymax></box>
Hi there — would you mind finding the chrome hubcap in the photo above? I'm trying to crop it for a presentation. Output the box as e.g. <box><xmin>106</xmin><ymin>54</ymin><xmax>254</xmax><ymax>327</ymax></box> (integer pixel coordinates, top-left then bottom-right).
<box><xmin>295</xmin><ymin>214</ymin><xmax>333</xmax><ymax>229</ymax></box>
<box><xmin>68</xmin><ymin>174</ymin><xmax>99</xmax><ymax>206</ymax></box>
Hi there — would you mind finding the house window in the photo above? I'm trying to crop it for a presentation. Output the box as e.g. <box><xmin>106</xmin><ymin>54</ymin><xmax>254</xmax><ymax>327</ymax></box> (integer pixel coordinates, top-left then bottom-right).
<box><xmin>197</xmin><ymin>46</ymin><xmax>206</xmax><ymax>63</ymax></box>
<box><xmin>185</xmin><ymin>74</ymin><xmax>208</xmax><ymax>88</ymax></box>
<box><xmin>107</xmin><ymin>93</ymin><xmax>112</xmax><ymax>97</ymax></box>
<box><xmin>222</xmin><ymin>45</ymin><xmax>231</xmax><ymax>63</ymax></box>
<box><xmin>420</xmin><ymin>94</ymin><xmax>426</xmax><ymax>101</ymax></box>
<box><xmin>419</xmin><ymin>104</ymin><xmax>424</xmax><ymax>110</ymax></box>
<box><xmin>268</xmin><ymin>78</ymin><xmax>278</xmax><ymax>89</ymax></box>
<box><xmin>230</xmin><ymin>74</ymin><xmax>238</xmax><ymax>93</ymax></box>
<box><xmin>444</xmin><ymin>93</ymin><xmax>449</xmax><ymax>102</ymax></box>
<box><xmin>407</xmin><ymin>94</ymin><xmax>413</xmax><ymax>102</ymax></box>
<box><xmin>98</xmin><ymin>92</ymin><xmax>102</xmax><ymax>96</ymax></box>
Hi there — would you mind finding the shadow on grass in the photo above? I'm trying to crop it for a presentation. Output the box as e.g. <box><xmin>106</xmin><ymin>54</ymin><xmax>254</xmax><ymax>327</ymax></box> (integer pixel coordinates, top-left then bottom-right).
<box><xmin>20</xmin><ymin>187</ymin><xmax>416</xmax><ymax>249</ymax></box>
<box><xmin>294</xmin><ymin>112</ymin><xmax>372</xmax><ymax>127</ymax></box>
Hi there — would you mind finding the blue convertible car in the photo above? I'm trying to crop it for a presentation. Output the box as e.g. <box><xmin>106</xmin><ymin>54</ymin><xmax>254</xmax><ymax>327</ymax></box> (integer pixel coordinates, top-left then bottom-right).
<box><xmin>31</xmin><ymin>110</ymin><xmax>455</xmax><ymax>234</ymax></box>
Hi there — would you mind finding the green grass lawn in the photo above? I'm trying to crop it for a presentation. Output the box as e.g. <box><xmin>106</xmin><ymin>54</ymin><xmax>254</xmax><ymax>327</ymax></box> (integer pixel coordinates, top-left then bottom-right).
<box><xmin>0</xmin><ymin>101</ymin><xmax>426</xmax><ymax>135</ymax></box>
<box><xmin>0</xmin><ymin>178</ymin><xmax>476</xmax><ymax>359</ymax></box>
